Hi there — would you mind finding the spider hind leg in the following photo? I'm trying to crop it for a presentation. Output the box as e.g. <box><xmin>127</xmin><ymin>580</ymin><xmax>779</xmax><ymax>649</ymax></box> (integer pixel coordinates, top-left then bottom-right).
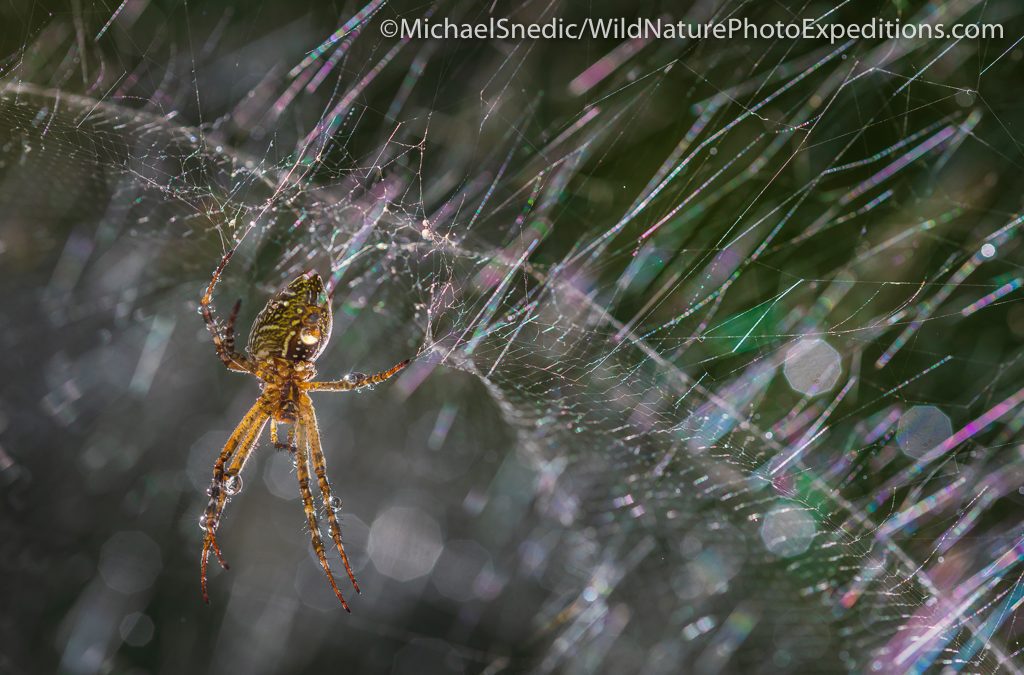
<box><xmin>270</xmin><ymin>419</ymin><xmax>295</xmax><ymax>451</ymax></box>
<box><xmin>201</xmin><ymin>399</ymin><xmax>269</xmax><ymax>603</ymax></box>
<box><xmin>295</xmin><ymin>413</ymin><xmax>352</xmax><ymax>612</ymax></box>
<box><xmin>301</xmin><ymin>395</ymin><xmax>361</xmax><ymax>594</ymax></box>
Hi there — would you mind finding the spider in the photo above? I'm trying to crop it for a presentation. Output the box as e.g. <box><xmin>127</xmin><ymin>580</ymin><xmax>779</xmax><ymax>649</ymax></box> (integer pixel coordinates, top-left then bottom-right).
<box><xmin>197</xmin><ymin>248</ymin><xmax>409</xmax><ymax>611</ymax></box>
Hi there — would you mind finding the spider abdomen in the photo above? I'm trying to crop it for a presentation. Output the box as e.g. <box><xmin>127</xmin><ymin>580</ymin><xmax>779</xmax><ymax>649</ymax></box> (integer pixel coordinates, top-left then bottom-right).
<box><xmin>247</xmin><ymin>272</ymin><xmax>334</xmax><ymax>363</ymax></box>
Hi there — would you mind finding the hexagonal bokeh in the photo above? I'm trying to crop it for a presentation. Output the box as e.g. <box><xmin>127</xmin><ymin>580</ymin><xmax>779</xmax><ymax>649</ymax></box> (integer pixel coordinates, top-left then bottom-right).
<box><xmin>896</xmin><ymin>405</ymin><xmax>952</xmax><ymax>459</ymax></box>
<box><xmin>98</xmin><ymin>531</ymin><xmax>163</xmax><ymax>594</ymax></box>
<box><xmin>760</xmin><ymin>502</ymin><xmax>818</xmax><ymax>558</ymax></box>
<box><xmin>783</xmin><ymin>338</ymin><xmax>842</xmax><ymax>396</ymax></box>
<box><xmin>368</xmin><ymin>506</ymin><xmax>444</xmax><ymax>582</ymax></box>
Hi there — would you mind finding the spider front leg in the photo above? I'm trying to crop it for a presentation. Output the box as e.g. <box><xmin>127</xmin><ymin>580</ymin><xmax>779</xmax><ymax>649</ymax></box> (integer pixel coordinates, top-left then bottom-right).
<box><xmin>201</xmin><ymin>398</ymin><xmax>270</xmax><ymax>603</ymax></box>
<box><xmin>223</xmin><ymin>298</ymin><xmax>243</xmax><ymax>354</ymax></box>
<box><xmin>294</xmin><ymin>418</ymin><xmax>353</xmax><ymax>612</ymax></box>
<box><xmin>300</xmin><ymin>394</ymin><xmax>360</xmax><ymax>595</ymax></box>
<box><xmin>306</xmin><ymin>358</ymin><xmax>411</xmax><ymax>392</ymax></box>
<box><xmin>200</xmin><ymin>248</ymin><xmax>253</xmax><ymax>374</ymax></box>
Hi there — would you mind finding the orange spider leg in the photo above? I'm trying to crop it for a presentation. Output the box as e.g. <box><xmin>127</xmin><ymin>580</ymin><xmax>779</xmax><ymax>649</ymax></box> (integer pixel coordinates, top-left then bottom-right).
<box><xmin>200</xmin><ymin>248</ymin><xmax>253</xmax><ymax>374</ymax></box>
<box><xmin>294</xmin><ymin>416</ymin><xmax>352</xmax><ymax>612</ymax></box>
<box><xmin>270</xmin><ymin>419</ymin><xmax>294</xmax><ymax>450</ymax></box>
<box><xmin>201</xmin><ymin>398</ymin><xmax>270</xmax><ymax>603</ymax></box>
<box><xmin>223</xmin><ymin>298</ymin><xmax>243</xmax><ymax>353</ymax></box>
<box><xmin>300</xmin><ymin>394</ymin><xmax>361</xmax><ymax>595</ymax></box>
<box><xmin>305</xmin><ymin>358</ymin><xmax>410</xmax><ymax>392</ymax></box>
<box><xmin>202</xmin><ymin>400</ymin><xmax>262</xmax><ymax>560</ymax></box>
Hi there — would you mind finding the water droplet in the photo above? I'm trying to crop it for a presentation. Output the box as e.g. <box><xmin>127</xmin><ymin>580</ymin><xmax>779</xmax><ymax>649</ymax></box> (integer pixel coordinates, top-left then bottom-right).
<box><xmin>205</xmin><ymin>477</ymin><xmax>224</xmax><ymax>497</ymax></box>
<box><xmin>199</xmin><ymin>514</ymin><xmax>218</xmax><ymax>531</ymax></box>
<box><xmin>224</xmin><ymin>475</ymin><xmax>243</xmax><ymax>496</ymax></box>
<box><xmin>327</xmin><ymin>495</ymin><xmax>342</xmax><ymax>511</ymax></box>
<box><xmin>345</xmin><ymin>372</ymin><xmax>366</xmax><ymax>384</ymax></box>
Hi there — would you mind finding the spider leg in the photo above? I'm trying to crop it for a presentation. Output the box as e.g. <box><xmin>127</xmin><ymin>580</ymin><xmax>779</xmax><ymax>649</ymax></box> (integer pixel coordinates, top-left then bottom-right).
<box><xmin>201</xmin><ymin>398</ymin><xmax>270</xmax><ymax>603</ymax></box>
<box><xmin>202</xmin><ymin>401</ymin><xmax>261</xmax><ymax>563</ymax></box>
<box><xmin>224</xmin><ymin>298</ymin><xmax>242</xmax><ymax>354</ymax></box>
<box><xmin>300</xmin><ymin>394</ymin><xmax>361</xmax><ymax>594</ymax></box>
<box><xmin>305</xmin><ymin>358</ymin><xmax>411</xmax><ymax>392</ymax></box>
<box><xmin>270</xmin><ymin>419</ymin><xmax>293</xmax><ymax>451</ymax></box>
<box><xmin>295</xmin><ymin>415</ymin><xmax>352</xmax><ymax>612</ymax></box>
<box><xmin>200</xmin><ymin>248</ymin><xmax>253</xmax><ymax>374</ymax></box>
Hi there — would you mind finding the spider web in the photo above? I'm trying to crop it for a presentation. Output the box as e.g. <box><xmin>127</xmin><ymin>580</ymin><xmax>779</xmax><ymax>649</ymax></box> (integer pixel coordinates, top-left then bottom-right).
<box><xmin>2</xmin><ymin>0</ymin><xmax>1024</xmax><ymax>673</ymax></box>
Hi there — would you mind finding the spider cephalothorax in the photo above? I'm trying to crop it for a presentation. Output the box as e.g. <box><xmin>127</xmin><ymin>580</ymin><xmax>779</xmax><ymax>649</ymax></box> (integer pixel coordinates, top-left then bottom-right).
<box><xmin>197</xmin><ymin>249</ymin><xmax>409</xmax><ymax>611</ymax></box>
